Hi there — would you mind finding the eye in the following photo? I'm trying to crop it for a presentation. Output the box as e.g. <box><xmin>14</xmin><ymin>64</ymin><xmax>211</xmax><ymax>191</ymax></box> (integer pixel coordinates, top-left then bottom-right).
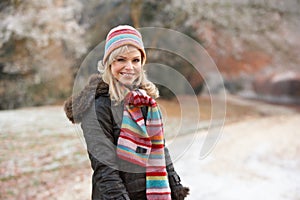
<box><xmin>133</xmin><ymin>58</ymin><xmax>140</xmax><ymax>63</ymax></box>
<box><xmin>116</xmin><ymin>58</ymin><xmax>125</xmax><ymax>62</ymax></box>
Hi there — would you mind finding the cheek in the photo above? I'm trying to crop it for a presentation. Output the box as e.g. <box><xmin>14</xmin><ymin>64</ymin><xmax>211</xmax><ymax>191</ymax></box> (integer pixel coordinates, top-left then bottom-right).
<box><xmin>135</xmin><ymin>64</ymin><xmax>142</xmax><ymax>73</ymax></box>
<box><xmin>110</xmin><ymin>64</ymin><xmax>120</xmax><ymax>77</ymax></box>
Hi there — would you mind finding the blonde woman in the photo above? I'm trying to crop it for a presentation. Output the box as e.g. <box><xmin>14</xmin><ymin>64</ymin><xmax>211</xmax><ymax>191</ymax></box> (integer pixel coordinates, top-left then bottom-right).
<box><xmin>64</xmin><ymin>25</ymin><xmax>189</xmax><ymax>200</ymax></box>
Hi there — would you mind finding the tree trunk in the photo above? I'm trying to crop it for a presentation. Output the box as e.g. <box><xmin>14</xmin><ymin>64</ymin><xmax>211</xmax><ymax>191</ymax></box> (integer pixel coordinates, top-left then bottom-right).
<box><xmin>130</xmin><ymin>0</ymin><xmax>142</xmax><ymax>28</ymax></box>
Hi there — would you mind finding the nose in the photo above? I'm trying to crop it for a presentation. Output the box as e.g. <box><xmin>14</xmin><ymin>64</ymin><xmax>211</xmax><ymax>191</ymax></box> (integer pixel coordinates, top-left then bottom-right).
<box><xmin>124</xmin><ymin>61</ymin><xmax>133</xmax><ymax>70</ymax></box>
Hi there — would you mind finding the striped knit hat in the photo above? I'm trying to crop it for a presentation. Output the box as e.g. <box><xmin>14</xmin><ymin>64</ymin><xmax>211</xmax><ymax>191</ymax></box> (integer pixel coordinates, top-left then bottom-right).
<box><xmin>103</xmin><ymin>25</ymin><xmax>146</xmax><ymax>65</ymax></box>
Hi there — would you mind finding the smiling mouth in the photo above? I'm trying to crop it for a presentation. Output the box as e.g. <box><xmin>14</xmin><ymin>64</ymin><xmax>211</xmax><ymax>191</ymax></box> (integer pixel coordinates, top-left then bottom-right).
<box><xmin>120</xmin><ymin>72</ymin><xmax>135</xmax><ymax>78</ymax></box>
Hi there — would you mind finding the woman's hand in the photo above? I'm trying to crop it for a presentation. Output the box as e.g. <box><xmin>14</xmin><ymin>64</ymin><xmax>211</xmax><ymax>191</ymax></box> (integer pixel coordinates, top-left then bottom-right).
<box><xmin>171</xmin><ymin>185</ymin><xmax>190</xmax><ymax>200</ymax></box>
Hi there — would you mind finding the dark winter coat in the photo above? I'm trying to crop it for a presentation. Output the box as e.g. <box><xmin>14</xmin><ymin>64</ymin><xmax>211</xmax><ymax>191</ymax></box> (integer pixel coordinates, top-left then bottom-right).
<box><xmin>64</xmin><ymin>73</ymin><xmax>189</xmax><ymax>200</ymax></box>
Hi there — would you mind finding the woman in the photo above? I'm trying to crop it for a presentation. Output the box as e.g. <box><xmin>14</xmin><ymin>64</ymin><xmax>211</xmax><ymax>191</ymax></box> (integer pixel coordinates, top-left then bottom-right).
<box><xmin>64</xmin><ymin>25</ymin><xmax>189</xmax><ymax>200</ymax></box>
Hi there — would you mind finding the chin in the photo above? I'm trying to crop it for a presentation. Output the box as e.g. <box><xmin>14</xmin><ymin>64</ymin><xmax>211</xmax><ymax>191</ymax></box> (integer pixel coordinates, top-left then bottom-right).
<box><xmin>123</xmin><ymin>81</ymin><xmax>135</xmax><ymax>86</ymax></box>
<box><xmin>119</xmin><ymin>78</ymin><xmax>136</xmax><ymax>85</ymax></box>
<box><xmin>117</xmin><ymin>79</ymin><xmax>131</xmax><ymax>85</ymax></box>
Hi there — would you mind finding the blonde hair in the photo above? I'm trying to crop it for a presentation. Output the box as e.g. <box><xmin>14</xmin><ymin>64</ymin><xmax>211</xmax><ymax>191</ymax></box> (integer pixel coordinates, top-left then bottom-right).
<box><xmin>100</xmin><ymin>45</ymin><xmax>159</xmax><ymax>103</ymax></box>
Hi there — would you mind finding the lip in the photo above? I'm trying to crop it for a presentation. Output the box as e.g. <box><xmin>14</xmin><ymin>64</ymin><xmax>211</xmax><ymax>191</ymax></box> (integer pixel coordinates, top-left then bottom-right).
<box><xmin>120</xmin><ymin>72</ymin><xmax>135</xmax><ymax>76</ymax></box>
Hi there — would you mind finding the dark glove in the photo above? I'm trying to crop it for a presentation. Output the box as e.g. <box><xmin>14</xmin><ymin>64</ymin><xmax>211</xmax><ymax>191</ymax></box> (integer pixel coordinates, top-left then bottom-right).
<box><xmin>171</xmin><ymin>185</ymin><xmax>190</xmax><ymax>200</ymax></box>
<box><xmin>168</xmin><ymin>169</ymin><xmax>190</xmax><ymax>200</ymax></box>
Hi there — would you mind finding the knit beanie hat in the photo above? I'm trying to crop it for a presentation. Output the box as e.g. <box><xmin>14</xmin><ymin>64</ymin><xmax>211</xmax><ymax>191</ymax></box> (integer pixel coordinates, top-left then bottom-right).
<box><xmin>102</xmin><ymin>25</ymin><xmax>146</xmax><ymax>65</ymax></box>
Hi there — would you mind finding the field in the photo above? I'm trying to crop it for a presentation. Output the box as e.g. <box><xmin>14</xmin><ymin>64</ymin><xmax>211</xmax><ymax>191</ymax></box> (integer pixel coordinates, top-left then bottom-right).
<box><xmin>1</xmin><ymin>95</ymin><xmax>299</xmax><ymax>199</ymax></box>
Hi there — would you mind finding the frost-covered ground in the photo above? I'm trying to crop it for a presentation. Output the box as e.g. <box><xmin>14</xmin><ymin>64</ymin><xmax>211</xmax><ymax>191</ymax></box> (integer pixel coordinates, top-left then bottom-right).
<box><xmin>0</xmin><ymin>95</ymin><xmax>299</xmax><ymax>199</ymax></box>
<box><xmin>171</xmin><ymin>114</ymin><xmax>300</xmax><ymax>200</ymax></box>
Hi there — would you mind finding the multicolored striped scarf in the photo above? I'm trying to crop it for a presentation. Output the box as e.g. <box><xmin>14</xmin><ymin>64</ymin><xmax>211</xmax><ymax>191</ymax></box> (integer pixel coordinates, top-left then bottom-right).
<box><xmin>117</xmin><ymin>89</ymin><xmax>171</xmax><ymax>200</ymax></box>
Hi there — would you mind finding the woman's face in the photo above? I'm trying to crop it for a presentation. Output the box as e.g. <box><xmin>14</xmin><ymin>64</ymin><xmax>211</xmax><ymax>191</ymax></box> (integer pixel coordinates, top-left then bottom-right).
<box><xmin>110</xmin><ymin>46</ymin><xmax>142</xmax><ymax>86</ymax></box>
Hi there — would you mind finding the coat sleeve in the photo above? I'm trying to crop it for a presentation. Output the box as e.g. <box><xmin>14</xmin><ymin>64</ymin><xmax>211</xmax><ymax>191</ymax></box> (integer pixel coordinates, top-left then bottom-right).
<box><xmin>81</xmin><ymin>97</ymin><xmax>130</xmax><ymax>200</ymax></box>
<box><xmin>165</xmin><ymin>147</ymin><xmax>190</xmax><ymax>200</ymax></box>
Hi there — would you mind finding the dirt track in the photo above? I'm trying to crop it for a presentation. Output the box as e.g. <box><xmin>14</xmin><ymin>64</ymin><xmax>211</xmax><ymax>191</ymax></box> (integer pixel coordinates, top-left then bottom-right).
<box><xmin>0</xmin><ymin>95</ymin><xmax>299</xmax><ymax>200</ymax></box>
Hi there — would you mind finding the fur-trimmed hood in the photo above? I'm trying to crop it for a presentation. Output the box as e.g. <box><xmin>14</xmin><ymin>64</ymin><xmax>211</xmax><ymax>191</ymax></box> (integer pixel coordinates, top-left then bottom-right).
<box><xmin>64</xmin><ymin>73</ymin><xmax>109</xmax><ymax>124</ymax></box>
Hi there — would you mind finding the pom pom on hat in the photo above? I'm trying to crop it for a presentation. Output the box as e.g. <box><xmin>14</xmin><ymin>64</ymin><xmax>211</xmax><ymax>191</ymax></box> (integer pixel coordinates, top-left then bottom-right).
<box><xmin>102</xmin><ymin>25</ymin><xmax>146</xmax><ymax>65</ymax></box>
